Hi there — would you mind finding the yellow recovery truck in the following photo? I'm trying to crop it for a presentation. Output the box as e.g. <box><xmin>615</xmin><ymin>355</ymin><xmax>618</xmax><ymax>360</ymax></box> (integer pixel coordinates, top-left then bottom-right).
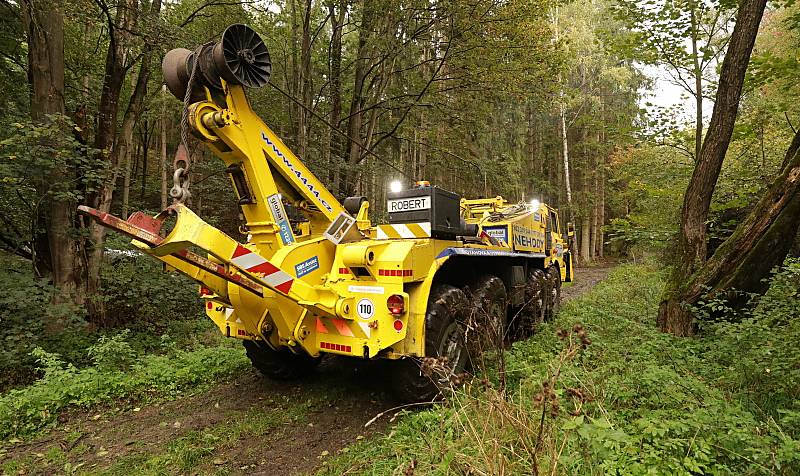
<box><xmin>79</xmin><ymin>25</ymin><xmax>574</xmax><ymax>400</ymax></box>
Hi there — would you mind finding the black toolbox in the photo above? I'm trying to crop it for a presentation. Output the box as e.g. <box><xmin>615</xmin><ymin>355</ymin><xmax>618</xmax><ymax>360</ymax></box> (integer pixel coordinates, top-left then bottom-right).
<box><xmin>386</xmin><ymin>185</ymin><xmax>462</xmax><ymax>239</ymax></box>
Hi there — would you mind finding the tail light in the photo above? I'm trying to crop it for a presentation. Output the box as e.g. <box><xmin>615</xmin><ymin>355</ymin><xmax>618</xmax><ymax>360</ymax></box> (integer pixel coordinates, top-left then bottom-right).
<box><xmin>387</xmin><ymin>294</ymin><xmax>405</xmax><ymax>315</ymax></box>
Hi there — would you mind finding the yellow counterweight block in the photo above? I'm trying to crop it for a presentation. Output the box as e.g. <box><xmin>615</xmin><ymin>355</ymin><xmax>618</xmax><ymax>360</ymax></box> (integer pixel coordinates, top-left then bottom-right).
<box><xmin>253</xmin><ymin>237</ymin><xmax>339</xmax><ymax>353</ymax></box>
<box><xmin>316</xmin><ymin>238</ymin><xmax>439</xmax><ymax>359</ymax></box>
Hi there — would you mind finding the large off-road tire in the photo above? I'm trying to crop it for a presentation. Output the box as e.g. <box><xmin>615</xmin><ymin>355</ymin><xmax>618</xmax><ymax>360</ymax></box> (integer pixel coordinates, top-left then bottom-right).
<box><xmin>464</xmin><ymin>274</ymin><xmax>508</xmax><ymax>354</ymax></box>
<box><xmin>243</xmin><ymin>340</ymin><xmax>320</xmax><ymax>380</ymax></box>
<box><xmin>543</xmin><ymin>266</ymin><xmax>562</xmax><ymax>321</ymax></box>
<box><xmin>514</xmin><ymin>268</ymin><xmax>546</xmax><ymax>339</ymax></box>
<box><xmin>391</xmin><ymin>284</ymin><xmax>469</xmax><ymax>402</ymax></box>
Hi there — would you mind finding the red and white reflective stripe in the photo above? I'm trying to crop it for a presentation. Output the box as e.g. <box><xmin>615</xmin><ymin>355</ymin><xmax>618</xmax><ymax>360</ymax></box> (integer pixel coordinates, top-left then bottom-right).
<box><xmin>230</xmin><ymin>245</ymin><xmax>294</xmax><ymax>294</ymax></box>
<box><xmin>330</xmin><ymin>317</ymin><xmax>355</xmax><ymax>337</ymax></box>
<box><xmin>315</xmin><ymin>316</ymin><xmax>371</xmax><ymax>339</ymax></box>
<box><xmin>315</xmin><ymin>317</ymin><xmax>329</xmax><ymax>334</ymax></box>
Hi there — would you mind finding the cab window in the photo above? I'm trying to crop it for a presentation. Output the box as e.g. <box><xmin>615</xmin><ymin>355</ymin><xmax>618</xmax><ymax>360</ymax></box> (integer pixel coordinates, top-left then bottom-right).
<box><xmin>549</xmin><ymin>210</ymin><xmax>560</xmax><ymax>235</ymax></box>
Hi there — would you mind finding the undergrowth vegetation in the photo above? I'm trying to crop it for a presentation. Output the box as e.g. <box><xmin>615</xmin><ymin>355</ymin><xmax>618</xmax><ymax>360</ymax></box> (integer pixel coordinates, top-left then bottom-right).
<box><xmin>319</xmin><ymin>262</ymin><xmax>800</xmax><ymax>475</ymax></box>
<box><xmin>0</xmin><ymin>251</ymin><xmax>251</xmax><ymax>442</ymax></box>
<box><xmin>0</xmin><ymin>340</ymin><xmax>248</xmax><ymax>441</ymax></box>
<box><xmin>0</xmin><ymin>251</ymin><xmax>211</xmax><ymax>390</ymax></box>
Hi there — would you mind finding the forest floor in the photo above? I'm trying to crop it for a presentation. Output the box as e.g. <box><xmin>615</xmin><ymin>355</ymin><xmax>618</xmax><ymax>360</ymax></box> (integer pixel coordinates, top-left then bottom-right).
<box><xmin>1</xmin><ymin>265</ymin><xmax>613</xmax><ymax>476</ymax></box>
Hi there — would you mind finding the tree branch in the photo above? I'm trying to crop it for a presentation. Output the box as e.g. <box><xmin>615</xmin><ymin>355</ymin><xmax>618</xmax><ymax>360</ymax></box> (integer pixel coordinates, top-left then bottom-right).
<box><xmin>179</xmin><ymin>1</ymin><xmax>256</xmax><ymax>28</ymax></box>
<box><xmin>365</xmin><ymin>40</ymin><xmax>452</xmax><ymax>158</ymax></box>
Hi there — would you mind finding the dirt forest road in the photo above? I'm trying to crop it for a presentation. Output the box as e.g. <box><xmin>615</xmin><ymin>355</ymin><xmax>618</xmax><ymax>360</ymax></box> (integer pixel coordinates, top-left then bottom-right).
<box><xmin>2</xmin><ymin>266</ymin><xmax>613</xmax><ymax>476</ymax></box>
<box><xmin>561</xmin><ymin>265</ymin><xmax>613</xmax><ymax>301</ymax></box>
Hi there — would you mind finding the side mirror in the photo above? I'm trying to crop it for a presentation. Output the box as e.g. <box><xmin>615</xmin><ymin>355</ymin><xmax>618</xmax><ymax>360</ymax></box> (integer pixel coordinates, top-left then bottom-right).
<box><xmin>567</xmin><ymin>222</ymin><xmax>575</xmax><ymax>238</ymax></box>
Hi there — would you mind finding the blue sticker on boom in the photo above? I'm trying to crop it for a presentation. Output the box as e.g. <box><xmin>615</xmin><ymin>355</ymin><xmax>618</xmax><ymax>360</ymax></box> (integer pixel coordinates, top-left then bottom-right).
<box><xmin>295</xmin><ymin>256</ymin><xmax>320</xmax><ymax>278</ymax></box>
<box><xmin>267</xmin><ymin>193</ymin><xmax>295</xmax><ymax>245</ymax></box>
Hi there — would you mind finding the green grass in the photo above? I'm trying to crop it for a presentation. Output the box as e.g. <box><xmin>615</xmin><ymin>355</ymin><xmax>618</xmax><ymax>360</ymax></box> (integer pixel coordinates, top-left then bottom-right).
<box><xmin>0</xmin><ymin>251</ymin><xmax>249</xmax><ymax>442</ymax></box>
<box><xmin>0</xmin><ymin>251</ymin><xmax>215</xmax><ymax>392</ymax></box>
<box><xmin>0</xmin><ymin>343</ymin><xmax>249</xmax><ymax>441</ymax></box>
<box><xmin>318</xmin><ymin>262</ymin><xmax>800</xmax><ymax>475</ymax></box>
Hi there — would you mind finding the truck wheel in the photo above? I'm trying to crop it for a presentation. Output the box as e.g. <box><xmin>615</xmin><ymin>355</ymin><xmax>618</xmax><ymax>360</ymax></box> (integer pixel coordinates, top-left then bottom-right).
<box><xmin>243</xmin><ymin>340</ymin><xmax>320</xmax><ymax>380</ymax></box>
<box><xmin>391</xmin><ymin>284</ymin><xmax>469</xmax><ymax>402</ymax></box>
<box><xmin>518</xmin><ymin>268</ymin><xmax>546</xmax><ymax>338</ymax></box>
<box><xmin>543</xmin><ymin>266</ymin><xmax>562</xmax><ymax>321</ymax></box>
<box><xmin>464</xmin><ymin>275</ymin><xmax>507</xmax><ymax>353</ymax></box>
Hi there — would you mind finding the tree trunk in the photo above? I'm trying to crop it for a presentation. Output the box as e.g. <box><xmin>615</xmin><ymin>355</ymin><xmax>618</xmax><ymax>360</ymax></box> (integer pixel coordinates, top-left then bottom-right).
<box><xmin>675</xmin><ymin>129</ymin><xmax>800</xmax><ymax>310</ymax></box>
<box><xmin>596</xmin><ymin>156</ymin><xmax>605</xmax><ymax>258</ymax></box>
<box><xmin>120</xmin><ymin>57</ymin><xmax>153</xmax><ymax>218</ymax></box>
<box><xmin>658</xmin><ymin>0</ymin><xmax>768</xmax><ymax>335</ymax></box>
<box><xmin>296</xmin><ymin>0</ymin><xmax>312</xmax><ymax>157</ymax></box>
<box><xmin>140</xmin><ymin>119</ymin><xmax>149</xmax><ymax>202</ymax></box>
<box><xmin>20</xmin><ymin>0</ymin><xmax>82</xmax><ymax>302</ymax></box>
<box><xmin>118</xmin><ymin>0</ymin><xmax>159</xmax><ymax>218</ymax></box>
<box><xmin>549</xmin><ymin>118</ymin><xmax>561</xmax><ymax>207</ymax></box>
<box><xmin>289</xmin><ymin>0</ymin><xmax>300</xmax><ymax>142</ymax></box>
<box><xmin>84</xmin><ymin>0</ymin><xmax>138</xmax><ymax>323</ymax></box>
<box><xmin>559</xmin><ymin>103</ymin><xmax>573</xmax><ymax>209</ymax></box>
<box><xmin>579</xmin><ymin>127</ymin><xmax>591</xmax><ymax>264</ymax></box>
<box><xmin>591</xmin><ymin>154</ymin><xmax>599</xmax><ymax>260</ymax></box>
<box><xmin>327</xmin><ymin>0</ymin><xmax>345</xmax><ymax>185</ymax></box>
<box><xmin>341</xmin><ymin>1</ymin><xmax>375</xmax><ymax>197</ymax></box>
<box><xmin>121</xmin><ymin>152</ymin><xmax>132</xmax><ymax>218</ymax></box>
<box><xmin>536</xmin><ymin>118</ymin><xmax>545</xmax><ymax>178</ymax></box>
<box><xmin>690</xmin><ymin>7</ymin><xmax>703</xmax><ymax>162</ymax></box>
<box><xmin>598</xmin><ymin>104</ymin><xmax>607</xmax><ymax>259</ymax></box>
<box><xmin>525</xmin><ymin>103</ymin><xmax>533</xmax><ymax>174</ymax></box>
<box><xmin>361</xmin><ymin>61</ymin><xmax>391</xmax><ymax>156</ymax></box>
<box><xmin>21</xmin><ymin>1</ymin><xmax>64</xmax><ymax>119</ymax></box>
<box><xmin>160</xmin><ymin>85</ymin><xmax>169</xmax><ymax>210</ymax></box>
<box><xmin>552</xmin><ymin>4</ymin><xmax>572</xmax><ymax>214</ymax></box>
<box><xmin>580</xmin><ymin>216</ymin><xmax>591</xmax><ymax>264</ymax></box>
